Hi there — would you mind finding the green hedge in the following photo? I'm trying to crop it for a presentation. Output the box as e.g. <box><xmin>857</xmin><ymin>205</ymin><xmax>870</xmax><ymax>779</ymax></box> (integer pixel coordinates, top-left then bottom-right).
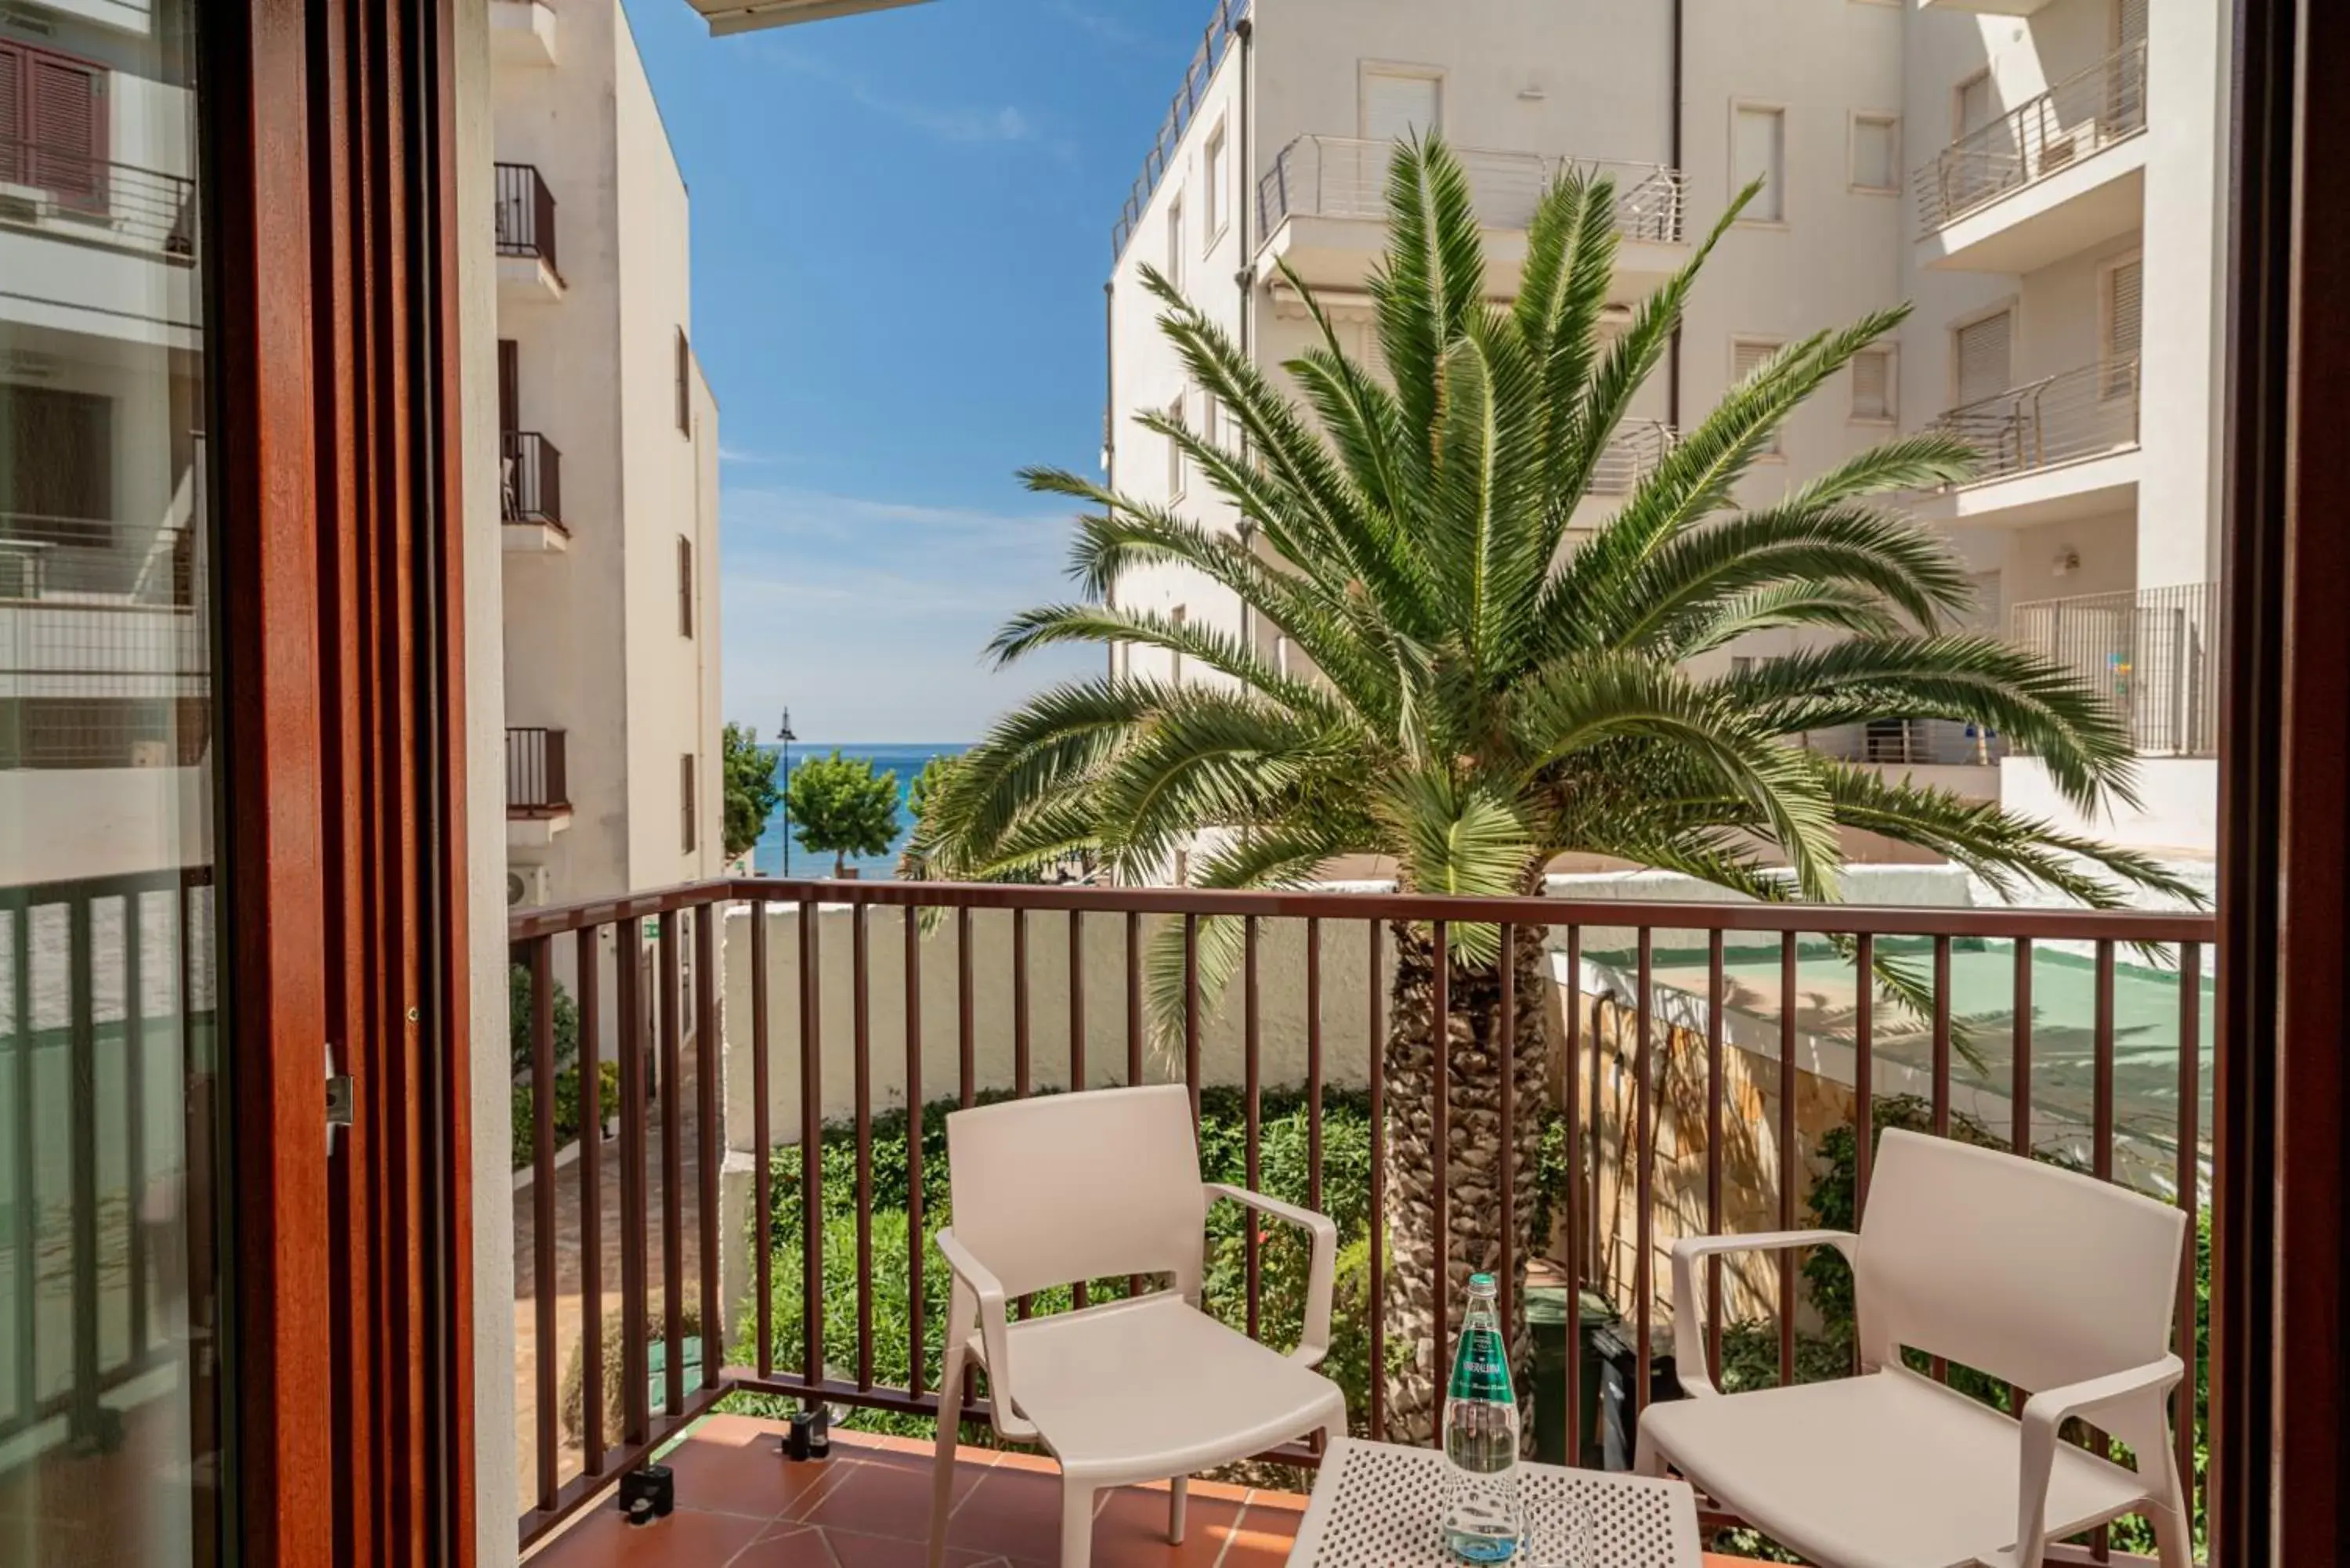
<box><xmin>511</xmin><ymin>1059</ymin><xmax>622</xmax><ymax>1171</ymax></box>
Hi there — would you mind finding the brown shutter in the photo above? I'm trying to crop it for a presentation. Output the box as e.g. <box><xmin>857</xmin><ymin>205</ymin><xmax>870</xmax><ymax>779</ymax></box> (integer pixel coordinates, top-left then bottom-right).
<box><xmin>0</xmin><ymin>45</ymin><xmax>24</xmax><ymax>186</ymax></box>
<box><xmin>497</xmin><ymin>339</ymin><xmax>518</xmax><ymax>433</ymax></box>
<box><xmin>26</xmin><ymin>49</ymin><xmax>103</xmax><ymax>208</ymax></box>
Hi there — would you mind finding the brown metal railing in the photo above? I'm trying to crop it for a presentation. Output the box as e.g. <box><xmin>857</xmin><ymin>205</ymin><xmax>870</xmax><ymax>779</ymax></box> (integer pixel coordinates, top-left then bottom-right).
<box><xmin>1929</xmin><ymin>357</ymin><xmax>2140</xmax><ymax>484</ymax></box>
<box><xmin>1257</xmin><ymin>135</ymin><xmax>1687</xmax><ymax>245</ymax></box>
<box><xmin>500</xmin><ymin>431</ymin><xmax>563</xmax><ymax>531</ymax></box>
<box><xmin>1914</xmin><ymin>42</ymin><xmax>2148</xmax><ymax>235</ymax></box>
<box><xmin>2012</xmin><ymin>583</ymin><xmax>2222</xmax><ymax>758</ymax></box>
<box><xmin>510</xmin><ymin>876</ymin><xmax>2214</xmax><ymax>1554</ymax></box>
<box><xmin>493</xmin><ymin>161</ymin><xmax>559</xmax><ymax>273</ymax></box>
<box><xmin>504</xmin><ymin>727</ymin><xmax>569</xmax><ymax>815</ymax></box>
<box><xmin>0</xmin><ymin>137</ymin><xmax>197</xmax><ymax>258</ymax></box>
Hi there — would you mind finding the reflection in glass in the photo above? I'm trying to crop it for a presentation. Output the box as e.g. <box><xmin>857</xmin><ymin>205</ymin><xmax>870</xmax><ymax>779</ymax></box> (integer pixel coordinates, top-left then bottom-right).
<box><xmin>0</xmin><ymin>0</ymin><xmax>219</xmax><ymax>1563</ymax></box>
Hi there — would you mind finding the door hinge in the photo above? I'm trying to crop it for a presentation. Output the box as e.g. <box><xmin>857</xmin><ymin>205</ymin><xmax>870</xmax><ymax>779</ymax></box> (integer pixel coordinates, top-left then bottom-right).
<box><xmin>327</xmin><ymin>1043</ymin><xmax>354</xmax><ymax>1154</ymax></box>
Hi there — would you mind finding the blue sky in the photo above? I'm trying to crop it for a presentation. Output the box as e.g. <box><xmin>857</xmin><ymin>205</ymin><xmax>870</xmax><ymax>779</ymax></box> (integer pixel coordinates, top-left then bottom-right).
<box><xmin>627</xmin><ymin>0</ymin><xmax>1209</xmax><ymax>744</ymax></box>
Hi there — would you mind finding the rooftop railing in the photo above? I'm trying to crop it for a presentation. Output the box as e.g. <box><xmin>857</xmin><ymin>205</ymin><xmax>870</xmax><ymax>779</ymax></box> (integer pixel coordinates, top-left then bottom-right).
<box><xmin>1914</xmin><ymin>42</ymin><xmax>2148</xmax><ymax>235</ymax></box>
<box><xmin>1108</xmin><ymin>0</ymin><xmax>1247</xmax><ymax>263</ymax></box>
<box><xmin>1929</xmin><ymin>356</ymin><xmax>2141</xmax><ymax>484</ymax></box>
<box><xmin>1257</xmin><ymin>135</ymin><xmax>1686</xmax><ymax>246</ymax></box>
<box><xmin>509</xmin><ymin>876</ymin><xmax>2214</xmax><ymax>1556</ymax></box>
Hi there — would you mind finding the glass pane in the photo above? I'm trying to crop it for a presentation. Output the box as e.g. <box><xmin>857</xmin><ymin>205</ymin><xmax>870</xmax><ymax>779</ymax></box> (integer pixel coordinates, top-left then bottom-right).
<box><xmin>0</xmin><ymin>0</ymin><xmax>219</xmax><ymax>1563</ymax></box>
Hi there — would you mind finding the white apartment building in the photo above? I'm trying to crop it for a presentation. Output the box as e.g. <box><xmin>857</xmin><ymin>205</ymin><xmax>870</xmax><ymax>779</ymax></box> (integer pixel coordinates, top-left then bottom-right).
<box><xmin>1104</xmin><ymin>0</ymin><xmax>2224</xmax><ymax>865</ymax></box>
<box><xmin>0</xmin><ymin>1</ymin><xmax>208</xmax><ymax>891</ymax></box>
<box><xmin>492</xmin><ymin>0</ymin><xmax>724</xmax><ymax>912</ymax></box>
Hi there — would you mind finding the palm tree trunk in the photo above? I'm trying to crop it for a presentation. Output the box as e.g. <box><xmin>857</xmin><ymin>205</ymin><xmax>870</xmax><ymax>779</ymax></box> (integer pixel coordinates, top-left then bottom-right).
<box><xmin>1381</xmin><ymin>921</ymin><xmax>1551</xmax><ymax>1447</ymax></box>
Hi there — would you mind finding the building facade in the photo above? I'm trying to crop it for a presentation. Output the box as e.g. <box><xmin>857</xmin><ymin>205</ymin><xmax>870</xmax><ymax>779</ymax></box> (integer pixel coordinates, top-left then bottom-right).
<box><xmin>493</xmin><ymin>0</ymin><xmax>724</xmax><ymax>912</ymax></box>
<box><xmin>1104</xmin><ymin>0</ymin><xmax>2222</xmax><ymax>865</ymax></box>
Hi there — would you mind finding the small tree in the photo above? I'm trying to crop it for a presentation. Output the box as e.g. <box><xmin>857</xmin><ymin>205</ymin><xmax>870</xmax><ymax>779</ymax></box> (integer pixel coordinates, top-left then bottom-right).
<box><xmin>898</xmin><ymin>754</ymin><xmax>961</xmax><ymax>877</ymax></box>
<box><xmin>722</xmin><ymin>721</ymin><xmax>783</xmax><ymax>865</ymax></box>
<box><xmin>786</xmin><ymin>750</ymin><xmax>901</xmax><ymax>876</ymax></box>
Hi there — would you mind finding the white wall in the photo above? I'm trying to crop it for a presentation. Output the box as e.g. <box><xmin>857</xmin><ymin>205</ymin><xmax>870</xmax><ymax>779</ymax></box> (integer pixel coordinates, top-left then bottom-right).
<box><xmin>2000</xmin><ymin>754</ymin><xmax>2217</xmax><ymax>856</ymax></box>
<box><xmin>457</xmin><ymin>0</ymin><xmax>519</xmax><ymax>1555</ymax></box>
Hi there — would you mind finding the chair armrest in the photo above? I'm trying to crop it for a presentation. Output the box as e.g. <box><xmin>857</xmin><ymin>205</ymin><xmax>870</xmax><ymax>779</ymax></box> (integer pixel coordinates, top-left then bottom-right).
<box><xmin>1668</xmin><ymin>1230</ymin><xmax>1860</xmax><ymax>1398</ymax></box>
<box><xmin>1206</xmin><ymin>1183</ymin><xmax>1338</xmax><ymax>1367</ymax></box>
<box><xmin>2012</xmin><ymin>1355</ymin><xmax>2186</xmax><ymax>1567</ymax></box>
<box><xmin>934</xmin><ymin>1227</ymin><xmax>1023</xmax><ymax>1433</ymax></box>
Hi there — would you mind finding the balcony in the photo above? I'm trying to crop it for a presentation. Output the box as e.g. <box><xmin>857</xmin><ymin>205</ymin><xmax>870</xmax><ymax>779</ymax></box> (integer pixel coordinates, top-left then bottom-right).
<box><xmin>501</xmin><ymin>877</ymin><xmax>2213</xmax><ymax>1563</ymax></box>
<box><xmin>490</xmin><ymin>0</ymin><xmax>559</xmax><ymax>67</ymax></box>
<box><xmin>1913</xmin><ymin>44</ymin><xmax>2147</xmax><ymax>273</ymax></box>
<box><xmin>501</xmin><ymin>430</ymin><xmax>569</xmax><ymax>549</ymax></box>
<box><xmin>494</xmin><ymin>161</ymin><xmax>565</xmax><ymax>298</ymax></box>
<box><xmin>1254</xmin><ymin>136</ymin><xmax>1687</xmax><ymax>301</ymax></box>
<box><xmin>0</xmin><ymin>139</ymin><xmax>199</xmax><ymax>348</ymax></box>
<box><xmin>2011</xmin><ymin>583</ymin><xmax>2222</xmax><ymax>760</ymax></box>
<box><xmin>506</xmin><ymin>726</ymin><xmax>572</xmax><ymax>843</ymax></box>
<box><xmin>1910</xmin><ymin>358</ymin><xmax>2140</xmax><ymax>529</ymax></box>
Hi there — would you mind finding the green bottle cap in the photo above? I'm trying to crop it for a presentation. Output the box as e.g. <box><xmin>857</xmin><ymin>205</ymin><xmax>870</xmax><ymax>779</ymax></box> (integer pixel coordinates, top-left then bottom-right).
<box><xmin>1470</xmin><ymin>1272</ymin><xmax>1495</xmax><ymax>1290</ymax></box>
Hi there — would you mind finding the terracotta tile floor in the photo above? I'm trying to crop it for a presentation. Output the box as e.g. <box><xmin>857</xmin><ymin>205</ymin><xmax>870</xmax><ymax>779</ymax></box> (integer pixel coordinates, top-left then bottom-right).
<box><xmin>521</xmin><ymin>1415</ymin><xmax>1756</xmax><ymax>1568</ymax></box>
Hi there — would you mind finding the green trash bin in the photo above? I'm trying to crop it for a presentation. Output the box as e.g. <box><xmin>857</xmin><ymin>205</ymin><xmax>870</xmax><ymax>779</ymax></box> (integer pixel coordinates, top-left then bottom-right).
<box><xmin>1524</xmin><ymin>1286</ymin><xmax>1619</xmax><ymax>1466</ymax></box>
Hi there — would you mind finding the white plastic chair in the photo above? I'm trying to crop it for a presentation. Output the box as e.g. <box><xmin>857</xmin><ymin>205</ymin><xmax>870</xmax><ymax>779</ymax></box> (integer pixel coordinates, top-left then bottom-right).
<box><xmin>1635</xmin><ymin>1130</ymin><xmax>2191</xmax><ymax>1568</ymax></box>
<box><xmin>927</xmin><ymin>1084</ymin><xmax>1346</xmax><ymax>1568</ymax></box>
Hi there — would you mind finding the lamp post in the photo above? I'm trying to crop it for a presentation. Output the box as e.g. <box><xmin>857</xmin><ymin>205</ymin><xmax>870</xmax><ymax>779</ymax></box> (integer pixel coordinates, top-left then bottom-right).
<box><xmin>778</xmin><ymin>707</ymin><xmax>797</xmax><ymax>876</ymax></box>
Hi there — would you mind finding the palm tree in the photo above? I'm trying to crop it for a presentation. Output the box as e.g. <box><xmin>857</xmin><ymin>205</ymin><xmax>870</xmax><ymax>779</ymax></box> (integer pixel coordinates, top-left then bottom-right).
<box><xmin>912</xmin><ymin>137</ymin><xmax>2193</xmax><ymax>1440</ymax></box>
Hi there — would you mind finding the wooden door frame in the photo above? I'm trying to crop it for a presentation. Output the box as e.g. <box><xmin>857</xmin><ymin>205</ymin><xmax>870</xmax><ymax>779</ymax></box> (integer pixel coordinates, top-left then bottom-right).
<box><xmin>200</xmin><ymin>0</ymin><xmax>475</xmax><ymax>1563</ymax></box>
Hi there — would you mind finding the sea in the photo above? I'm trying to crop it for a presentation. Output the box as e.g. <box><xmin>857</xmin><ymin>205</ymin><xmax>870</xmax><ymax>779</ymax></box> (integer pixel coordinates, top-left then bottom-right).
<box><xmin>750</xmin><ymin>742</ymin><xmax>971</xmax><ymax>881</ymax></box>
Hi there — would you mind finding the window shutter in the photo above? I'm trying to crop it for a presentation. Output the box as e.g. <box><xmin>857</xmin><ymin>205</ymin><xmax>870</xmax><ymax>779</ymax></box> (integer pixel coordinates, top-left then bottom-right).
<box><xmin>1958</xmin><ymin>73</ymin><xmax>1995</xmax><ymax>137</ymax></box>
<box><xmin>1956</xmin><ymin>313</ymin><xmax>2013</xmax><ymax>406</ymax></box>
<box><xmin>1734</xmin><ymin>107</ymin><xmax>1784</xmax><ymax>221</ymax></box>
<box><xmin>2103</xmin><ymin>258</ymin><xmax>2142</xmax><ymax>396</ymax></box>
<box><xmin>1166</xmin><ymin>196</ymin><xmax>1184</xmax><ymax>289</ymax></box>
<box><xmin>26</xmin><ymin>49</ymin><xmax>103</xmax><ymax>208</ymax></box>
<box><xmin>1204</xmin><ymin>127</ymin><xmax>1225</xmax><ymax>238</ymax></box>
<box><xmin>0</xmin><ymin>46</ymin><xmax>23</xmax><ymax>186</ymax></box>
<box><xmin>1362</xmin><ymin>72</ymin><xmax>1440</xmax><ymax>143</ymax></box>
<box><xmin>677</xmin><ymin>536</ymin><xmax>694</xmax><ymax>638</ymax></box>
<box><xmin>1359</xmin><ymin>323</ymin><xmax>1390</xmax><ymax>385</ymax></box>
<box><xmin>1734</xmin><ymin>341</ymin><xmax>1784</xmax><ymax>451</ymax></box>
<box><xmin>674</xmin><ymin>329</ymin><xmax>691</xmax><ymax>435</ymax></box>
<box><xmin>681</xmin><ymin>753</ymin><xmax>696</xmax><ymax>854</ymax></box>
<box><xmin>2117</xmin><ymin>0</ymin><xmax>2148</xmax><ymax>45</ymax></box>
<box><xmin>1852</xmin><ymin>349</ymin><xmax>1893</xmax><ymax>421</ymax></box>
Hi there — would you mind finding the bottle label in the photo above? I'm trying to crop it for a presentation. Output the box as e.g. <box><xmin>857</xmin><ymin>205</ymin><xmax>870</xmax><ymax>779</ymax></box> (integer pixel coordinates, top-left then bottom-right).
<box><xmin>1448</xmin><ymin>1328</ymin><xmax>1515</xmax><ymax>1404</ymax></box>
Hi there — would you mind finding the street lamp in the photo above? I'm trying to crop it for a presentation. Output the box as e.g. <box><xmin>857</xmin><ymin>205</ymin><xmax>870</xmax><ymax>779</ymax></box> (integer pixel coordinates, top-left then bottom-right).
<box><xmin>778</xmin><ymin>707</ymin><xmax>797</xmax><ymax>876</ymax></box>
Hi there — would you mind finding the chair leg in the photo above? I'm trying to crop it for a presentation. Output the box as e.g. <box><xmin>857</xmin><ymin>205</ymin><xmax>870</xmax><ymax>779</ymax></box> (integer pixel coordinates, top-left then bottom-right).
<box><xmin>1168</xmin><ymin>1475</ymin><xmax>1188</xmax><ymax>1544</ymax></box>
<box><xmin>1632</xmin><ymin>1425</ymin><xmax>1666</xmax><ymax>1479</ymax></box>
<box><xmin>1062</xmin><ymin>1480</ymin><xmax>1097</xmax><ymax>1568</ymax></box>
<box><xmin>2146</xmin><ymin>1502</ymin><xmax>2192</xmax><ymax>1568</ymax></box>
<box><xmin>929</xmin><ymin>1303</ymin><xmax>971</xmax><ymax>1568</ymax></box>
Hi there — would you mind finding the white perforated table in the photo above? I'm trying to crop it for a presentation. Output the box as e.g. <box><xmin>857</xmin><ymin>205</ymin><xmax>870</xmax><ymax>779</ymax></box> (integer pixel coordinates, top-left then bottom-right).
<box><xmin>1285</xmin><ymin>1437</ymin><xmax>1705</xmax><ymax>1568</ymax></box>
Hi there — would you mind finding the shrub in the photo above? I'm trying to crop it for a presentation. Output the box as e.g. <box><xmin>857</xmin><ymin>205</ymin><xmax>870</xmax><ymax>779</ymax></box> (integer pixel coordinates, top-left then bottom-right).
<box><xmin>508</xmin><ymin>963</ymin><xmax>582</xmax><ymax>1080</ymax></box>
<box><xmin>559</xmin><ymin>1299</ymin><xmax>706</xmax><ymax>1451</ymax></box>
<box><xmin>512</xmin><ymin>1059</ymin><xmax>622</xmax><ymax>1171</ymax></box>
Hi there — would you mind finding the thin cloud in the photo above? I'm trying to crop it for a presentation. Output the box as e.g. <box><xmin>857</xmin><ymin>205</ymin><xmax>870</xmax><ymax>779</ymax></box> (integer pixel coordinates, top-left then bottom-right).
<box><xmin>718</xmin><ymin>443</ymin><xmax>788</xmax><ymax>465</ymax></box>
<box><xmin>765</xmin><ymin>48</ymin><xmax>1048</xmax><ymax>147</ymax></box>
<box><xmin>1047</xmin><ymin>0</ymin><xmax>1152</xmax><ymax>50</ymax></box>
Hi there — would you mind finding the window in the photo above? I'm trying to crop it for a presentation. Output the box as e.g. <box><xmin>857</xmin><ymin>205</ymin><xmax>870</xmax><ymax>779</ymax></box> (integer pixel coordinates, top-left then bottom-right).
<box><xmin>677</xmin><ymin>536</ymin><xmax>695</xmax><ymax>638</ymax></box>
<box><xmin>1166</xmin><ymin>195</ymin><xmax>1184</xmax><ymax>290</ymax></box>
<box><xmin>1167</xmin><ymin>395</ymin><xmax>1187</xmax><ymax>497</ymax></box>
<box><xmin>1733</xmin><ymin>339</ymin><xmax>1784</xmax><ymax>453</ymax></box>
<box><xmin>1361</xmin><ymin>66</ymin><xmax>1442</xmax><ymax>141</ymax></box>
<box><xmin>1203</xmin><ymin>122</ymin><xmax>1227</xmax><ymax>243</ymax></box>
<box><xmin>1201</xmin><ymin>388</ymin><xmax>1221</xmax><ymax>453</ymax></box>
<box><xmin>1730</xmin><ymin>656</ymin><xmax>1756</xmax><ymax>681</ymax></box>
<box><xmin>0</xmin><ymin>42</ymin><xmax>107</xmax><ymax>209</ymax></box>
<box><xmin>1851</xmin><ymin>113</ymin><xmax>1900</xmax><ymax>193</ymax></box>
<box><xmin>680</xmin><ymin>753</ymin><xmax>697</xmax><ymax>854</ymax></box>
<box><xmin>1170</xmin><ymin>604</ymin><xmax>1188</xmax><ymax>687</ymax></box>
<box><xmin>2102</xmin><ymin>255</ymin><xmax>2143</xmax><ymax>398</ymax></box>
<box><xmin>1733</xmin><ymin>105</ymin><xmax>1785</xmax><ymax>222</ymax></box>
<box><xmin>1954</xmin><ymin>70</ymin><xmax>1996</xmax><ymax>139</ymax></box>
<box><xmin>1954</xmin><ymin>310</ymin><xmax>2014</xmax><ymax>406</ymax></box>
<box><xmin>1850</xmin><ymin>347</ymin><xmax>1896</xmax><ymax>422</ymax></box>
<box><xmin>674</xmin><ymin>328</ymin><xmax>692</xmax><ymax>435</ymax></box>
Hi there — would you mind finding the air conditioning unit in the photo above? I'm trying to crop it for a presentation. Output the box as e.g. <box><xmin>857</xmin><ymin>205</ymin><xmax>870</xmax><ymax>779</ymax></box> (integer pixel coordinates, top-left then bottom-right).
<box><xmin>507</xmin><ymin>865</ymin><xmax>552</xmax><ymax>909</ymax></box>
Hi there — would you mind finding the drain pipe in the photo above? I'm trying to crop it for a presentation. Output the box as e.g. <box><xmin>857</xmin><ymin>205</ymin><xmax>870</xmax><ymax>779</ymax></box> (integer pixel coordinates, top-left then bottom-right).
<box><xmin>1667</xmin><ymin>0</ymin><xmax>1685</xmax><ymax>432</ymax></box>
<box><xmin>1234</xmin><ymin>13</ymin><xmax>1257</xmax><ymax>656</ymax></box>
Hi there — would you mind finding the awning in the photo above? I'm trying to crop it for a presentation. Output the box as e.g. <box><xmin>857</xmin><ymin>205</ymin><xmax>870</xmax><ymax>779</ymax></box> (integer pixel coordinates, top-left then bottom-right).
<box><xmin>682</xmin><ymin>0</ymin><xmax>931</xmax><ymax>38</ymax></box>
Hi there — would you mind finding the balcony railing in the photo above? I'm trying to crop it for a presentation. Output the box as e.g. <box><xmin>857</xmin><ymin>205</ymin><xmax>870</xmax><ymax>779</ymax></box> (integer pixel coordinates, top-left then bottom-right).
<box><xmin>0</xmin><ymin>138</ymin><xmax>197</xmax><ymax>258</ymax></box>
<box><xmin>508</xmin><ymin>876</ymin><xmax>2215</xmax><ymax>1554</ymax></box>
<box><xmin>504</xmin><ymin>727</ymin><xmax>569</xmax><ymax>815</ymax></box>
<box><xmin>1587</xmin><ymin>420</ymin><xmax>1676</xmax><ymax>498</ymax></box>
<box><xmin>1914</xmin><ymin>42</ymin><xmax>2148</xmax><ymax>235</ymax></box>
<box><xmin>500</xmin><ymin>431</ymin><xmax>564</xmax><ymax>531</ymax></box>
<box><xmin>1257</xmin><ymin>136</ymin><xmax>1687</xmax><ymax>246</ymax></box>
<box><xmin>2011</xmin><ymin>583</ymin><xmax>2222</xmax><ymax>758</ymax></box>
<box><xmin>493</xmin><ymin>161</ymin><xmax>559</xmax><ymax>273</ymax></box>
<box><xmin>1928</xmin><ymin>356</ymin><xmax>2140</xmax><ymax>484</ymax></box>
